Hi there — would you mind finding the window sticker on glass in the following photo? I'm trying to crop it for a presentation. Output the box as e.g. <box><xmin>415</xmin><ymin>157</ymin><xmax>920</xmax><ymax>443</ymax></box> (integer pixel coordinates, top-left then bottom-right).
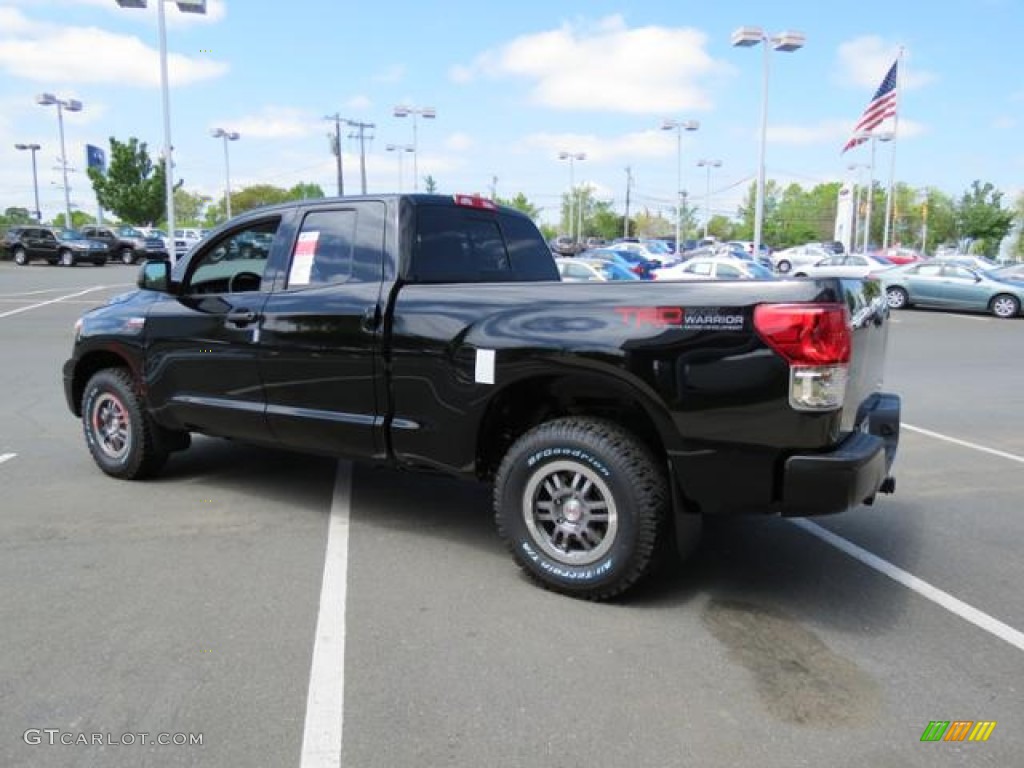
<box><xmin>289</xmin><ymin>231</ymin><xmax>320</xmax><ymax>286</ymax></box>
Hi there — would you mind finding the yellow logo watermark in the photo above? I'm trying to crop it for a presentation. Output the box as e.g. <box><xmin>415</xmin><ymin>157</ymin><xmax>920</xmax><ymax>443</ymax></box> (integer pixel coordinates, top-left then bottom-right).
<box><xmin>920</xmin><ymin>721</ymin><xmax>996</xmax><ymax>742</ymax></box>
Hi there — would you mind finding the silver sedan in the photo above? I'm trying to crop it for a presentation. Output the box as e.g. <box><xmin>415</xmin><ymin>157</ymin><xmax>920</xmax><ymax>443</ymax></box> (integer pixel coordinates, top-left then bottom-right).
<box><xmin>877</xmin><ymin>262</ymin><xmax>1023</xmax><ymax>318</ymax></box>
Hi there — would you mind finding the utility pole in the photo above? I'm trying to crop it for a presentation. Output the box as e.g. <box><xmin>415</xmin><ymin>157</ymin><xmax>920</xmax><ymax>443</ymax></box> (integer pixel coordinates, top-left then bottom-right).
<box><xmin>490</xmin><ymin>175</ymin><xmax>498</xmax><ymax>200</ymax></box>
<box><xmin>346</xmin><ymin>119</ymin><xmax>375</xmax><ymax>194</ymax></box>
<box><xmin>325</xmin><ymin>113</ymin><xmax>344</xmax><ymax>196</ymax></box>
<box><xmin>623</xmin><ymin>166</ymin><xmax>633</xmax><ymax>238</ymax></box>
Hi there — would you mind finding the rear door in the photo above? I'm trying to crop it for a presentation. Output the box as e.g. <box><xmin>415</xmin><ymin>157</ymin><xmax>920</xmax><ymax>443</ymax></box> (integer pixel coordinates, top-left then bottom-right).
<box><xmin>257</xmin><ymin>201</ymin><xmax>388</xmax><ymax>459</ymax></box>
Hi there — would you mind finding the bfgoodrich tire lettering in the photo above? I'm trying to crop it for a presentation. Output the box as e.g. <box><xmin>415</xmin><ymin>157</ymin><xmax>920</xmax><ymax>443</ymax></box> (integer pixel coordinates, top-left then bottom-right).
<box><xmin>494</xmin><ymin>417</ymin><xmax>668</xmax><ymax>600</ymax></box>
<box><xmin>81</xmin><ymin>368</ymin><xmax>168</xmax><ymax>479</ymax></box>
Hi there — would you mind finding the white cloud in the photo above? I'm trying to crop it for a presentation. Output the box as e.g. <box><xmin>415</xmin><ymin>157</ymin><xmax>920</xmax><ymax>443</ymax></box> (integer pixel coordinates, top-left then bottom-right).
<box><xmin>519</xmin><ymin>128</ymin><xmax>695</xmax><ymax>163</ymax></box>
<box><xmin>372</xmin><ymin>64</ymin><xmax>405</xmax><ymax>84</ymax></box>
<box><xmin>216</xmin><ymin>107</ymin><xmax>320</xmax><ymax>140</ymax></box>
<box><xmin>452</xmin><ymin>15</ymin><xmax>724</xmax><ymax>113</ymax></box>
<box><xmin>444</xmin><ymin>132</ymin><xmax>473</xmax><ymax>152</ymax></box>
<box><xmin>993</xmin><ymin>116</ymin><xmax>1016</xmax><ymax>130</ymax></box>
<box><xmin>836</xmin><ymin>36</ymin><xmax>935</xmax><ymax>91</ymax></box>
<box><xmin>0</xmin><ymin>13</ymin><xmax>228</xmax><ymax>87</ymax></box>
<box><xmin>769</xmin><ymin>117</ymin><xmax>927</xmax><ymax>146</ymax></box>
<box><xmin>345</xmin><ymin>95</ymin><xmax>372</xmax><ymax>111</ymax></box>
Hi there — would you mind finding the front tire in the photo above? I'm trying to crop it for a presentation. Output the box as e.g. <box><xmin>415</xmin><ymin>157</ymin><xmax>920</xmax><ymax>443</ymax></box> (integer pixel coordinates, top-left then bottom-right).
<box><xmin>119</xmin><ymin>248</ymin><xmax>136</xmax><ymax>265</ymax></box>
<box><xmin>60</xmin><ymin>249</ymin><xmax>75</xmax><ymax>267</ymax></box>
<box><xmin>886</xmin><ymin>286</ymin><xmax>909</xmax><ymax>309</ymax></box>
<box><xmin>494</xmin><ymin>417</ymin><xmax>668</xmax><ymax>600</ymax></box>
<box><xmin>990</xmin><ymin>294</ymin><xmax>1020</xmax><ymax>319</ymax></box>
<box><xmin>81</xmin><ymin>368</ymin><xmax>168</xmax><ymax>479</ymax></box>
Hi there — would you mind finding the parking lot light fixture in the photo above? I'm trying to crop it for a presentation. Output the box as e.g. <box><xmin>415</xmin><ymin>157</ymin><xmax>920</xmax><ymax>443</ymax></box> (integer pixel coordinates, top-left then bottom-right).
<box><xmin>115</xmin><ymin>0</ymin><xmax>208</xmax><ymax>263</ymax></box>
<box><xmin>210</xmin><ymin>128</ymin><xmax>240</xmax><ymax>220</ymax></box>
<box><xmin>35</xmin><ymin>93</ymin><xmax>82</xmax><ymax>227</ymax></box>
<box><xmin>696</xmin><ymin>159</ymin><xmax>721</xmax><ymax>239</ymax></box>
<box><xmin>15</xmin><ymin>143</ymin><xmax>43</xmax><ymax>222</ymax></box>
<box><xmin>557</xmin><ymin>151</ymin><xmax>586</xmax><ymax>244</ymax></box>
<box><xmin>732</xmin><ymin>26</ymin><xmax>805</xmax><ymax>259</ymax></box>
<box><xmin>661</xmin><ymin>119</ymin><xmax>699</xmax><ymax>253</ymax></box>
<box><xmin>386</xmin><ymin>143</ymin><xmax>415</xmax><ymax>192</ymax></box>
<box><xmin>393</xmin><ymin>105</ymin><xmax>436</xmax><ymax>192</ymax></box>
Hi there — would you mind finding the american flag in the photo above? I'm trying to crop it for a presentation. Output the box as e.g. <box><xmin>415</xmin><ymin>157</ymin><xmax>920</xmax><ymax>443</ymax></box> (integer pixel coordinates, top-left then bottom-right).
<box><xmin>841</xmin><ymin>60</ymin><xmax>898</xmax><ymax>153</ymax></box>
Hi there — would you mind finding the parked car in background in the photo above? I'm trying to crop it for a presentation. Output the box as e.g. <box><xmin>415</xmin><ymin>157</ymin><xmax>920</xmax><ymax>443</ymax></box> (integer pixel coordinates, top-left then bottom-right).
<box><xmin>875</xmin><ymin>261</ymin><xmax>1023</xmax><ymax>318</ymax></box>
<box><xmin>771</xmin><ymin>244</ymin><xmax>833</xmax><ymax>274</ymax></box>
<box><xmin>555</xmin><ymin>257</ymin><xmax>641</xmax><ymax>282</ymax></box>
<box><xmin>880</xmin><ymin>247</ymin><xmax>924</xmax><ymax>265</ymax></box>
<box><xmin>2</xmin><ymin>226</ymin><xmax>31</xmax><ymax>259</ymax></box>
<box><xmin>80</xmin><ymin>225</ymin><xmax>168</xmax><ymax>264</ymax></box>
<box><xmin>612</xmin><ymin>240</ymin><xmax>675</xmax><ymax>266</ymax></box>
<box><xmin>7</xmin><ymin>226</ymin><xmax>110</xmax><ymax>266</ymax></box>
<box><xmin>580</xmin><ymin>247</ymin><xmax>658</xmax><ymax>279</ymax></box>
<box><xmin>793</xmin><ymin>253</ymin><xmax>893</xmax><ymax>279</ymax></box>
<box><xmin>655</xmin><ymin>256</ymin><xmax>775</xmax><ymax>281</ymax></box>
<box><xmin>550</xmin><ymin>236</ymin><xmax>581</xmax><ymax>256</ymax></box>
<box><xmin>933</xmin><ymin>254</ymin><xmax>1000</xmax><ymax>272</ymax></box>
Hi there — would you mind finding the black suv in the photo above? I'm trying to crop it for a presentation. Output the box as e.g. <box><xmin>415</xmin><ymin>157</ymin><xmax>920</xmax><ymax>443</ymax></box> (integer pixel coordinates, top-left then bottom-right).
<box><xmin>7</xmin><ymin>227</ymin><xmax>110</xmax><ymax>266</ymax></box>
<box><xmin>80</xmin><ymin>225</ymin><xmax>169</xmax><ymax>265</ymax></box>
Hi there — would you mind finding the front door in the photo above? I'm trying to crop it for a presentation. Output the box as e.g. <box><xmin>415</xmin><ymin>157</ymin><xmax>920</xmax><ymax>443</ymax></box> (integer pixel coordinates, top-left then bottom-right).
<box><xmin>143</xmin><ymin>215</ymin><xmax>283</xmax><ymax>444</ymax></box>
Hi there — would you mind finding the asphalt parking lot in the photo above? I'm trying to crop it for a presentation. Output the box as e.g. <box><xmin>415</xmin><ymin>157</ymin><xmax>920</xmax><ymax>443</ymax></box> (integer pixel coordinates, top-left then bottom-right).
<box><xmin>1</xmin><ymin>261</ymin><xmax>1022</xmax><ymax>767</ymax></box>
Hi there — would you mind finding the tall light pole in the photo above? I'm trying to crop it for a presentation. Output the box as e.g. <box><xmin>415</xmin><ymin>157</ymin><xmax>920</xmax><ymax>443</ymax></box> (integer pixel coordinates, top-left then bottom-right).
<box><xmin>696</xmin><ymin>158</ymin><xmax>721</xmax><ymax>239</ymax></box>
<box><xmin>386</xmin><ymin>144</ymin><xmax>415</xmax><ymax>192</ymax></box>
<box><xmin>731</xmin><ymin>26</ymin><xmax>805</xmax><ymax>259</ymax></box>
<box><xmin>116</xmin><ymin>0</ymin><xmax>207</xmax><ymax>262</ymax></box>
<box><xmin>14</xmin><ymin>143</ymin><xmax>42</xmax><ymax>222</ymax></box>
<box><xmin>557</xmin><ymin>151</ymin><xmax>586</xmax><ymax>244</ymax></box>
<box><xmin>846</xmin><ymin>162</ymin><xmax>869</xmax><ymax>253</ymax></box>
<box><xmin>210</xmin><ymin>128</ymin><xmax>239</xmax><ymax>220</ymax></box>
<box><xmin>393</xmin><ymin>105</ymin><xmax>436</xmax><ymax>192</ymax></box>
<box><xmin>661</xmin><ymin>119</ymin><xmax>699</xmax><ymax>252</ymax></box>
<box><xmin>858</xmin><ymin>130</ymin><xmax>894</xmax><ymax>253</ymax></box>
<box><xmin>35</xmin><ymin>94</ymin><xmax>82</xmax><ymax>227</ymax></box>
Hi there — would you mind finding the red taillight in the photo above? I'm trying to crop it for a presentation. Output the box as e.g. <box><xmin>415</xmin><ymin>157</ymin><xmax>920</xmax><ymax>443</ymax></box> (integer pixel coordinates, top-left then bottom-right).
<box><xmin>754</xmin><ymin>303</ymin><xmax>851</xmax><ymax>365</ymax></box>
<box><xmin>453</xmin><ymin>194</ymin><xmax>497</xmax><ymax>211</ymax></box>
<box><xmin>631</xmin><ymin>265</ymin><xmax>644</xmax><ymax>275</ymax></box>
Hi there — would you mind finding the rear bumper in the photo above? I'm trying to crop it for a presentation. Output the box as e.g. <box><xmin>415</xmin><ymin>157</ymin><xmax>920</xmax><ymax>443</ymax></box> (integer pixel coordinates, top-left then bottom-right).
<box><xmin>780</xmin><ymin>392</ymin><xmax>900</xmax><ymax>516</ymax></box>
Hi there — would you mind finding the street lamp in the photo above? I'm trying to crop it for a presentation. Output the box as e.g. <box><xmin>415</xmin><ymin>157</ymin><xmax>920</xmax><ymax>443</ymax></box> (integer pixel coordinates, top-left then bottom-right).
<box><xmin>557</xmin><ymin>151</ymin><xmax>586</xmax><ymax>244</ymax></box>
<box><xmin>210</xmin><ymin>128</ymin><xmax>240</xmax><ymax>220</ymax></box>
<box><xmin>393</xmin><ymin>105</ymin><xmax>436</xmax><ymax>192</ymax></box>
<box><xmin>386</xmin><ymin>144</ymin><xmax>415</xmax><ymax>192</ymax></box>
<box><xmin>115</xmin><ymin>0</ymin><xmax>207</xmax><ymax>262</ymax></box>
<box><xmin>696</xmin><ymin>158</ymin><xmax>721</xmax><ymax>239</ymax></box>
<box><xmin>661</xmin><ymin>119</ymin><xmax>699</xmax><ymax>252</ymax></box>
<box><xmin>35</xmin><ymin>94</ymin><xmax>82</xmax><ymax>227</ymax></box>
<box><xmin>14</xmin><ymin>143</ymin><xmax>42</xmax><ymax>222</ymax></box>
<box><xmin>856</xmin><ymin>130</ymin><xmax>894</xmax><ymax>252</ymax></box>
<box><xmin>731</xmin><ymin>26</ymin><xmax>805</xmax><ymax>259</ymax></box>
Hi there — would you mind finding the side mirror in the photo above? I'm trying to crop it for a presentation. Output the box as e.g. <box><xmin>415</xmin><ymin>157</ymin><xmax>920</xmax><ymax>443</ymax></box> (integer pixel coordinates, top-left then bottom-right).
<box><xmin>138</xmin><ymin>259</ymin><xmax>171</xmax><ymax>292</ymax></box>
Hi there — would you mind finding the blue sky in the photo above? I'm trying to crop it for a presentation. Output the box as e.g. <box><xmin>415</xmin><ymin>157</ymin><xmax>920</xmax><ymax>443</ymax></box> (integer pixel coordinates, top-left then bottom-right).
<box><xmin>1</xmin><ymin>0</ymin><xmax>1022</xmax><ymax>228</ymax></box>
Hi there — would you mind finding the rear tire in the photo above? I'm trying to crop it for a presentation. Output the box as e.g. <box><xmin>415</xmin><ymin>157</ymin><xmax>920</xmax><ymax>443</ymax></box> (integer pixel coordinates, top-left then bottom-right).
<box><xmin>776</xmin><ymin>260</ymin><xmax>792</xmax><ymax>273</ymax></box>
<box><xmin>120</xmin><ymin>248</ymin><xmax>136</xmax><ymax>265</ymax></box>
<box><xmin>494</xmin><ymin>417</ymin><xmax>668</xmax><ymax>600</ymax></box>
<box><xmin>990</xmin><ymin>294</ymin><xmax>1020</xmax><ymax>318</ymax></box>
<box><xmin>60</xmin><ymin>249</ymin><xmax>75</xmax><ymax>267</ymax></box>
<box><xmin>13</xmin><ymin>248</ymin><xmax>27</xmax><ymax>266</ymax></box>
<box><xmin>81</xmin><ymin>368</ymin><xmax>169</xmax><ymax>479</ymax></box>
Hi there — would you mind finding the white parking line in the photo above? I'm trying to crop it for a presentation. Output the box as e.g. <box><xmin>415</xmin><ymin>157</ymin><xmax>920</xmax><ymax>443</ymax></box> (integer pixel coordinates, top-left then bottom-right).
<box><xmin>0</xmin><ymin>287</ymin><xmax>111</xmax><ymax>319</ymax></box>
<box><xmin>0</xmin><ymin>453</ymin><xmax>16</xmax><ymax>465</ymax></box>
<box><xmin>792</xmin><ymin>519</ymin><xmax>1024</xmax><ymax>653</ymax></box>
<box><xmin>904</xmin><ymin>423</ymin><xmax>1024</xmax><ymax>464</ymax></box>
<box><xmin>300</xmin><ymin>461</ymin><xmax>352</xmax><ymax>768</ymax></box>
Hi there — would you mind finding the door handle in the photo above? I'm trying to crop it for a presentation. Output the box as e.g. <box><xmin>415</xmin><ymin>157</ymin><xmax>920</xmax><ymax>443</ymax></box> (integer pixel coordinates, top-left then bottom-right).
<box><xmin>227</xmin><ymin>309</ymin><xmax>258</xmax><ymax>327</ymax></box>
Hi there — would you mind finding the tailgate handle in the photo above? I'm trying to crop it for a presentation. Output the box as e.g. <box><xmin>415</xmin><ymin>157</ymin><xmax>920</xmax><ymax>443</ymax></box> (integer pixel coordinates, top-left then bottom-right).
<box><xmin>227</xmin><ymin>309</ymin><xmax>258</xmax><ymax>327</ymax></box>
<box><xmin>361</xmin><ymin>304</ymin><xmax>382</xmax><ymax>332</ymax></box>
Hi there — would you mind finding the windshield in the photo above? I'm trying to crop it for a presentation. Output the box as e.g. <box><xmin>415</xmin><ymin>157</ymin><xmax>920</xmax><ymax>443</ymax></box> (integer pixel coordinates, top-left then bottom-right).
<box><xmin>118</xmin><ymin>226</ymin><xmax>143</xmax><ymax>237</ymax></box>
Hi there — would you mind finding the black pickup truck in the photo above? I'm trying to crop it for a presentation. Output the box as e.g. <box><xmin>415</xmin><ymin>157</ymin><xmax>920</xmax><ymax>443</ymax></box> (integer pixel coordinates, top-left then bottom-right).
<box><xmin>63</xmin><ymin>194</ymin><xmax>900</xmax><ymax>600</ymax></box>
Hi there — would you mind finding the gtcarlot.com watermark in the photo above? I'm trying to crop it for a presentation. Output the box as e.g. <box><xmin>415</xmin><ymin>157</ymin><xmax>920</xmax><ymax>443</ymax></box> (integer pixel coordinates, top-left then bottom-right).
<box><xmin>24</xmin><ymin>729</ymin><xmax>203</xmax><ymax>747</ymax></box>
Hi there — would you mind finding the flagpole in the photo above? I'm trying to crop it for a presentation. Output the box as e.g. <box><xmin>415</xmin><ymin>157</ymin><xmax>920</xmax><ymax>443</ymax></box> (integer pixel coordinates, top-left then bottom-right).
<box><xmin>882</xmin><ymin>49</ymin><xmax>904</xmax><ymax>251</ymax></box>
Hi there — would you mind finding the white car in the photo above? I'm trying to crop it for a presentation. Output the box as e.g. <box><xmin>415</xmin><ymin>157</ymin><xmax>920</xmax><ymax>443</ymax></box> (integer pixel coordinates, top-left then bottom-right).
<box><xmin>654</xmin><ymin>256</ymin><xmax>774</xmax><ymax>281</ymax></box>
<box><xmin>610</xmin><ymin>241</ymin><xmax>675</xmax><ymax>266</ymax></box>
<box><xmin>792</xmin><ymin>253</ymin><xmax>894</xmax><ymax>279</ymax></box>
<box><xmin>771</xmin><ymin>244</ymin><xmax>833</xmax><ymax>274</ymax></box>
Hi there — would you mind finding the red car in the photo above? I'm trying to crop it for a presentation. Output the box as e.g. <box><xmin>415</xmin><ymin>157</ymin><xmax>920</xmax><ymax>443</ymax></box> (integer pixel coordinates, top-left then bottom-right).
<box><xmin>880</xmin><ymin>247</ymin><xmax>924</xmax><ymax>265</ymax></box>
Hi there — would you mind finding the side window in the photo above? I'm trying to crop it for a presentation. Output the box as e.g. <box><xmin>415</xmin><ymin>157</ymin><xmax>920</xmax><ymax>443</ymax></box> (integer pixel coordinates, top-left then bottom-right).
<box><xmin>285</xmin><ymin>203</ymin><xmax>385</xmax><ymax>289</ymax></box>
<box><xmin>717</xmin><ymin>263</ymin><xmax>742</xmax><ymax>278</ymax></box>
<box><xmin>688</xmin><ymin>262</ymin><xmax>713</xmax><ymax>276</ymax></box>
<box><xmin>501</xmin><ymin>214</ymin><xmax>559</xmax><ymax>281</ymax></box>
<box><xmin>945</xmin><ymin>266</ymin><xmax>976</xmax><ymax>280</ymax></box>
<box><xmin>187</xmin><ymin>218</ymin><xmax>280</xmax><ymax>295</ymax></box>
<box><xmin>915</xmin><ymin>264</ymin><xmax>943</xmax><ymax>277</ymax></box>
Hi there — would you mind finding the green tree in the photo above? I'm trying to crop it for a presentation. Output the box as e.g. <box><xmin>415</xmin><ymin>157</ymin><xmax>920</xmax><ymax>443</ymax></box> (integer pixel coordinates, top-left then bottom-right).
<box><xmin>956</xmin><ymin>180</ymin><xmax>1015</xmax><ymax>257</ymax></box>
<box><xmin>423</xmin><ymin>175</ymin><xmax>438</xmax><ymax>193</ymax></box>
<box><xmin>1014</xmin><ymin>192</ymin><xmax>1024</xmax><ymax>260</ymax></box>
<box><xmin>705</xmin><ymin>214</ymin><xmax>736</xmax><ymax>241</ymax></box>
<box><xmin>204</xmin><ymin>182</ymin><xmax>327</xmax><ymax>226</ymax></box>
<box><xmin>87</xmin><ymin>137</ymin><xmax>172</xmax><ymax>225</ymax></box>
<box><xmin>288</xmin><ymin>182</ymin><xmax>326</xmax><ymax>200</ymax></box>
<box><xmin>174</xmin><ymin>188</ymin><xmax>212</xmax><ymax>226</ymax></box>
<box><xmin>2</xmin><ymin>207</ymin><xmax>34</xmax><ymax>228</ymax></box>
<box><xmin>589</xmin><ymin>200</ymin><xmax>624</xmax><ymax>241</ymax></box>
<box><xmin>496</xmin><ymin>192</ymin><xmax>542</xmax><ymax>222</ymax></box>
<box><xmin>51</xmin><ymin>210</ymin><xmax>96</xmax><ymax>229</ymax></box>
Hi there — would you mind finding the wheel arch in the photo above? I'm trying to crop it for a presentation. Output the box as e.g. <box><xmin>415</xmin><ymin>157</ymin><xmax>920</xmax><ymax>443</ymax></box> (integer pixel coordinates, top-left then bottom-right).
<box><xmin>475</xmin><ymin>368</ymin><xmax>677</xmax><ymax>482</ymax></box>
<box><xmin>69</xmin><ymin>349</ymin><xmax>138</xmax><ymax>417</ymax></box>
